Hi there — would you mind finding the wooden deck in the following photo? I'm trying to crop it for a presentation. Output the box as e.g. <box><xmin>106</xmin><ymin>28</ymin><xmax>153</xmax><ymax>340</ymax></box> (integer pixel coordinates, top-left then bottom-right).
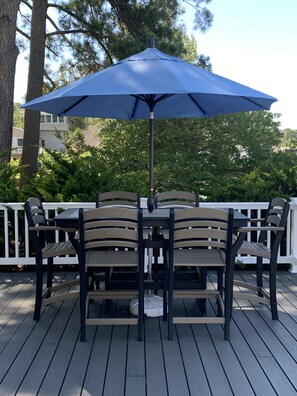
<box><xmin>0</xmin><ymin>270</ymin><xmax>297</xmax><ymax>396</ymax></box>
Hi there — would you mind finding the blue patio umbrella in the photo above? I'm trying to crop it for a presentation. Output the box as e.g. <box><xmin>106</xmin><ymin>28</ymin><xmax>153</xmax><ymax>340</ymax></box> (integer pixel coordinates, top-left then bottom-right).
<box><xmin>23</xmin><ymin>41</ymin><xmax>277</xmax><ymax>211</ymax></box>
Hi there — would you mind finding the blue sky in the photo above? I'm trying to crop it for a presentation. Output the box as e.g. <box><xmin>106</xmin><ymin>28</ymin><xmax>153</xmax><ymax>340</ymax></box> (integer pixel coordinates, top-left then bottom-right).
<box><xmin>183</xmin><ymin>0</ymin><xmax>297</xmax><ymax>129</ymax></box>
<box><xmin>15</xmin><ymin>0</ymin><xmax>297</xmax><ymax>130</ymax></box>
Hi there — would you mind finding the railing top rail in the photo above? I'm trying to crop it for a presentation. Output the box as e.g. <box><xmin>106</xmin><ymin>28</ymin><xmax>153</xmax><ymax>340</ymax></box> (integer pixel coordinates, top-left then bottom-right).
<box><xmin>0</xmin><ymin>201</ymin><xmax>274</xmax><ymax>211</ymax></box>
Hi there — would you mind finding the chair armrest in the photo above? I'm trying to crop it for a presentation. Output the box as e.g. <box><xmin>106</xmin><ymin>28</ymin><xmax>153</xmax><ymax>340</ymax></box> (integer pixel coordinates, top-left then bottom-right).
<box><xmin>237</xmin><ymin>226</ymin><xmax>285</xmax><ymax>233</ymax></box>
<box><xmin>29</xmin><ymin>225</ymin><xmax>77</xmax><ymax>233</ymax></box>
<box><xmin>232</xmin><ymin>225</ymin><xmax>284</xmax><ymax>254</ymax></box>
<box><xmin>249</xmin><ymin>218</ymin><xmax>265</xmax><ymax>223</ymax></box>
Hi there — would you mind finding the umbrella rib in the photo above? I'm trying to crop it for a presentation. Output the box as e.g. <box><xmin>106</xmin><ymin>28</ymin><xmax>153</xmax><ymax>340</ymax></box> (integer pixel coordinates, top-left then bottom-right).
<box><xmin>188</xmin><ymin>94</ymin><xmax>209</xmax><ymax>117</ymax></box>
<box><xmin>130</xmin><ymin>93</ymin><xmax>174</xmax><ymax>118</ymax></box>
<box><xmin>242</xmin><ymin>96</ymin><xmax>270</xmax><ymax>110</ymax></box>
<box><xmin>154</xmin><ymin>94</ymin><xmax>173</xmax><ymax>104</ymax></box>
<box><xmin>58</xmin><ymin>96</ymin><xmax>89</xmax><ymax>115</ymax></box>
<box><xmin>131</xmin><ymin>95</ymin><xmax>141</xmax><ymax>119</ymax></box>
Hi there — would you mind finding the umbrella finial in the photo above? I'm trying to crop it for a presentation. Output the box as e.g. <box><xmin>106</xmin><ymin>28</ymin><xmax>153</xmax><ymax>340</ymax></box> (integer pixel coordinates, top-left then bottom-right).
<box><xmin>147</xmin><ymin>37</ymin><xmax>155</xmax><ymax>48</ymax></box>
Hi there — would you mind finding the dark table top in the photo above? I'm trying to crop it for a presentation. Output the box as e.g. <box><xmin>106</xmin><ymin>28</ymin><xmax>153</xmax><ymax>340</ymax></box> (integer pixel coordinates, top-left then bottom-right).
<box><xmin>54</xmin><ymin>207</ymin><xmax>249</xmax><ymax>229</ymax></box>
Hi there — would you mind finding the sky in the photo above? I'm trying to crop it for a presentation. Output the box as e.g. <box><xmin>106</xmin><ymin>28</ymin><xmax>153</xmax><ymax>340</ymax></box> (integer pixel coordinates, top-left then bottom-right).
<box><xmin>14</xmin><ymin>0</ymin><xmax>297</xmax><ymax>130</ymax></box>
<box><xmin>183</xmin><ymin>0</ymin><xmax>297</xmax><ymax>130</ymax></box>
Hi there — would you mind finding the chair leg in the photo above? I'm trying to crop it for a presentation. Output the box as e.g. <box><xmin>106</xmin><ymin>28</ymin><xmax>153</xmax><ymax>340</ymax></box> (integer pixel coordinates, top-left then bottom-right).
<box><xmin>168</xmin><ymin>260</ymin><xmax>174</xmax><ymax>341</ymax></box>
<box><xmin>195</xmin><ymin>267</ymin><xmax>207</xmax><ymax>315</ymax></box>
<box><xmin>217</xmin><ymin>267</ymin><xmax>224</xmax><ymax>316</ymax></box>
<box><xmin>224</xmin><ymin>268</ymin><xmax>232</xmax><ymax>340</ymax></box>
<box><xmin>162</xmin><ymin>246</ymin><xmax>168</xmax><ymax>321</ymax></box>
<box><xmin>80</xmin><ymin>271</ymin><xmax>88</xmax><ymax>342</ymax></box>
<box><xmin>256</xmin><ymin>256</ymin><xmax>264</xmax><ymax>297</ymax></box>
<box><xmin>269</xmin><ymin>261</ymin><xmax>279</xmax><ymax>320</ymax></box>
<box><xmin>228</xmin><ymin>251</ymin><xmax>236</xmax><ymax>322</ymax></box>
<box><xmin>138</xmin><ymin>258</ymin><xmax>144</xmax><ymax>341</ymax></box>
<box><xmin>34</xmin><ymin>257</ymin><xmax>44</xmax><ymax>320</ymax></box>
<box><xmin>224</xmin><ymin>319</ymin><xmax>230</xmax><ymax>341</ymax></box>
<box><xmin>103</xmin><ymin>268</ymin><xmax>112</xmax><ymax>316</ymax></box>
<box><xmin>46</xmin><ymin>257</ymin><xmax>54</xmax><ymax>292</ymax></box>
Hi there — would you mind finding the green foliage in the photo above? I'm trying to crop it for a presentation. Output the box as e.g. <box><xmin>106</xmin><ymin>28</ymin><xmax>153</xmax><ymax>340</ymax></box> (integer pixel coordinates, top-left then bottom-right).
<box><xmin>29</xmin><ymin>148</ymin><xmax>106</xmax><ymax>202</ymax></box>
<box><xmin>281</xmin><ymin>128</ymin><xmax>297</xmax><ymax>148</ymax></box>
<box><xmin>0</xmin><ymin>159</ymin><xmax>22</xmax><ymax>201</ymax></box>
<box><xmin>97</xmin><ymin>111</ymin><xmax>295</xmax><ymax>202</ymax></box>
<box><xmin>99</xmin><ymin>119</ymin><xmax>149</xmax><ymax>195</ymax></box>
<box><xmin>13</xmin><ymin>103</ymin><xmax>24</xmax><ymax>129</ymax></box>
<box><xmin>3</xmin><ymin>109</ymin><xmax>297</xmax><ymax>204</ymax></box>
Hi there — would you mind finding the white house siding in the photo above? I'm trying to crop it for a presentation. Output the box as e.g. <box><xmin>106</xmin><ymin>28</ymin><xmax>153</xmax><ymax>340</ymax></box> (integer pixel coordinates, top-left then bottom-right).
<box><xmin>40</xmin><ymin>129</ymin><xmax>67</xmax><ymax>151</ymax></box>
<box><xmin>12</xmin><ymin>113</ymin><xmax>69</xmax><ymax>154</ymax></box>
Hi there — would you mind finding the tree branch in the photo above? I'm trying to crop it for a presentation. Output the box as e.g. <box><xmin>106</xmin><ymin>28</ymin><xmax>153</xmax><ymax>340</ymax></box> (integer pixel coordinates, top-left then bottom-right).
<box><xmin>46</xmin><ymin>28</ymin><xmax>89</xmax><ymax>37</ymax></box>
<box><xmin>108</xmin><ymin>0</ymin><xmax>138</xmax><ymax>37</ymax></box>
<box><xmin>16</xmin><ymin>27</ymin><xmax>30</xmax><ymax>40</ymax></box>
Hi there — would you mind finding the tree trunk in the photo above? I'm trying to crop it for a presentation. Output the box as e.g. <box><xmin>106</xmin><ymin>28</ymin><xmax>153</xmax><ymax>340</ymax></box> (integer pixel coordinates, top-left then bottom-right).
<box><xmin>21</xmin><ymin>0</ymin><xmax>47</xmax><ymax>179</ymax></box>
<box><xmin>0</xmin><ymin>0</ymin><xmax>21</xmax><ymax>164</ymax></box>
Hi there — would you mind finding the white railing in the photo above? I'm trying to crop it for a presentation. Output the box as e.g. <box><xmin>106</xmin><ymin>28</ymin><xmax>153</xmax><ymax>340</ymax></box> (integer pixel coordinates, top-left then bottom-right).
<box><xmin>1</xmin><ymin>198</ymin><xmax>297</xmax><ymax>272</ymax></box>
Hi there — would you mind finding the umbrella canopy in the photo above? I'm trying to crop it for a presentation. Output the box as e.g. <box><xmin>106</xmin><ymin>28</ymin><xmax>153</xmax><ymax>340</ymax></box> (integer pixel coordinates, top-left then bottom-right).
<box><xmin>22</xmin><ymin>45</ymin><xmax>277</xmax><ymax>210</ymax></box>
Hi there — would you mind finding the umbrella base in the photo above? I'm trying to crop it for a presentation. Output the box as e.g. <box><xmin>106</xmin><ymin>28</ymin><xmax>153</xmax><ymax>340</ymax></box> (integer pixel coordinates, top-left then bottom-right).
<box><xmin>130</xmin><ymin>295</ymin><xmax>164</xmax><ymax>317</ymax></box>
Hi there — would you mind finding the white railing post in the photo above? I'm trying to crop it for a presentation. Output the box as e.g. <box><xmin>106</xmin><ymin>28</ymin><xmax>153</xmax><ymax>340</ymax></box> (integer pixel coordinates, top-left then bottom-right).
<box><xmin>288</xmin><ymin>197</ymin><xmax>297</xmax><ymax>273</ymax></box>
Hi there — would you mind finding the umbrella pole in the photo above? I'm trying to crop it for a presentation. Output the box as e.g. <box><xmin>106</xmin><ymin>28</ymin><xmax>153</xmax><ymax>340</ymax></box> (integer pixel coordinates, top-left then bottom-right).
<box><xmin>147</xmin><ymin>109</ymin><xmax>155</xmax><ymax>212</ymax></box>
<box><xmin>147</xmin><ymin>38</ymin><xmax>156</xmax><ymax>212</ymax></box>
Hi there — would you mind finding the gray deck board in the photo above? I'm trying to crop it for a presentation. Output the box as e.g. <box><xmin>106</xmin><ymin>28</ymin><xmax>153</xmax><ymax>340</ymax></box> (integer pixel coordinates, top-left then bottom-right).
<box><xmin>145</xmin><ymin>321</ymin><xmax>168</xmax><ymax>396</ymax></box>
<box><xmin>0</xmin><ymin>270</ymin><xmax>297</xmax><ymax>395</ymax></box>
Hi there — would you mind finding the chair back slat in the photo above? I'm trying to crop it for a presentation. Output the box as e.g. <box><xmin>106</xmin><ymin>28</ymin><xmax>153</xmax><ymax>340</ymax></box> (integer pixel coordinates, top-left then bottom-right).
<box><xmin>156</xmin><ymin>191</ymin><xmax>199</xmax><ymax>208</ymax></box>
<box><xmin>258</xmin><ymin>198</ymin><xmax>290</xmax><ymax>245</ymax></box>
<box><xmin>171</xmin><ymin>207</ymin><xmax>233</xmax><ymax>251</ymax></box>
<box><xmin>25</xmin><ymin>197</ymin><xmax>47</xmax><ymax>228</ymax></box>
<box><xmin>80</xmin><ymin>207</ymin><xmax>142</xmax><ymax>252</ymax></box>
<box><xmin>96</xmin><ymin>191</ymin><xmax>140</xmax><ymax>208</ymax></box>
<box><xmin>24</xmin><ymin>197</ymin><xmax>50</xmax><ymax>249</ymax></box>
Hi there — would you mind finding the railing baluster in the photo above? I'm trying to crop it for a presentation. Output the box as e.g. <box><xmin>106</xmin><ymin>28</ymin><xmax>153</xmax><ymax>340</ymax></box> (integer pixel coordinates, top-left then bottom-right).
<box><xmin>14</xmin><ymin>209</ymin><xmax>20</xmax><ymax>258</ymax></box>
<box><xmin>4</xmin><ymin>208</ymin><xmax>9</xmax><ymax>258</ymax></box>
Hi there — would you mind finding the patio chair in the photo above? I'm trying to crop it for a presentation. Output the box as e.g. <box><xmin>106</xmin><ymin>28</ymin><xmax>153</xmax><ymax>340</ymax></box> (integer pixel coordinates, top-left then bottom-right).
<box><xmin>78</xmin><ymin>206</ymin><xmax>145</xmax><ymax>342</ymax></box>
<box><xmin>155</xmin><ymin>191</ymin><xmax>199</xmax><ymax>208</ymax></box>
<box><xmin>24</xmin><ymin>197</ymin><xmax>79</xmax><ymax>320</ymax></box>
<box><xmin>155</xmin><ymin>191</ymin><xmax>199</xmax><ymax>237</ymax></box>
<box><xmin>232</xmin><ymin>198</ymin><xmax>290</xmax><ymax>320</ymax></box>
<box><xmin>147</xmin><ymin>191</ymin><xmax>200</xmax><ymax>308</ymax></box>
<box><xmin>95</xmin><ymin>191</ymin><xmax>142</xmax><ymax>289</ymax></box>
<box><xmin>167</xmin><ymin>207</ymin><xmax>234</xmax><ymax>340</ymax></box>
<box><xmin>96</xmin><ymin>191</ymin><xmax>140</xmax><ymax>208</ymax></box>
<box><xmin>155</xmin><ymin>191</ymin><xmax>200</xmax><ymax>287</ymax></box>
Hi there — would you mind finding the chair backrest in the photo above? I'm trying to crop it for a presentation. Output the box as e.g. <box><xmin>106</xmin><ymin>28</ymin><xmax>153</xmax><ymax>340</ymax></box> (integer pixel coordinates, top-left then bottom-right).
<box><xmin>169</xmin><ymin>207</ymin><xmax>234</xmax><ymax>254</ymax></box>
<box><xmin>25</xmin><ymin>197</ymin><xmax>47</xmax><ymax>227</ymax></box>
<box><xmin>96</xmin><ymin>191</ymin><xmax>140</xmax><ymax>208</ymax></box>
<box><xmin>259</xmin><ymin>198</ymin><xmax>290</xmax><ymax>252</ymax></box>
<box><xmin>156</xmin><ymin>191</ymin><xmax>199</xmax><ymax>208</ymax></box>
<box><xmin>79</xmin><ymin>207</ymin><xmax>143</xmax><ymax>253</ymax></box>
<box><xmin>24</xmin><ymin>197</ymin><xmax>50</xmax><ymax>252</ymax></box>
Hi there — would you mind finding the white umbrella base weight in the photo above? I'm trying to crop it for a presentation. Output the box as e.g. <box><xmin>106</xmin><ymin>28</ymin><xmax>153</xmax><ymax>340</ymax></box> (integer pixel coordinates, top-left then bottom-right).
<box><xmin>130</xmin><ymin>295</ymin><xmax>164</xmax><ymax>317</ymax></box>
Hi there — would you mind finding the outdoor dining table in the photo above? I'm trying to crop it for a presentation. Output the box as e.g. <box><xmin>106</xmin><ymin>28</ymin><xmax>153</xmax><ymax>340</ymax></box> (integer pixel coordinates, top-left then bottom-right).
<box><xmin>54</xmin><ymin>207</ymin><xmax>249</xmax><ymax>230</ymax></box>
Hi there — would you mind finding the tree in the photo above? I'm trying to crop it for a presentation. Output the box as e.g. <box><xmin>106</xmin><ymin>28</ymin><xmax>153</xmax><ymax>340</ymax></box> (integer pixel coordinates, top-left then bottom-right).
<box><xmin>98</xmin><ymin>111</ymin><xmax>283</xmax><ymax>200</ymax></box>
<box><xmin>13</xmin><ymin>103</ymin><xmax>25</xmax><ymax>129</ymax></box>
<box><xmin>281</xmin><ymin>128</ymin><xmax>297</xmax><ymax>148</ymax></box>
<box><xmin>0</xmin><ymin>0</ymin><xmax>21</xmax><ymax>163</ymax></box>
<box><xmin>20</xmin><ymin>0</ymin><xmax>47</xmax><ymax>180</ymax></box>
<box><xmin>17</xmin><ymin>0</ymin><xmax>213</xmax><ymax>178</ymax></box>
<box><xmin>47</xmin><ymin>0</ymin><xmax>213</xmax><ymax>87</ymax></box>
